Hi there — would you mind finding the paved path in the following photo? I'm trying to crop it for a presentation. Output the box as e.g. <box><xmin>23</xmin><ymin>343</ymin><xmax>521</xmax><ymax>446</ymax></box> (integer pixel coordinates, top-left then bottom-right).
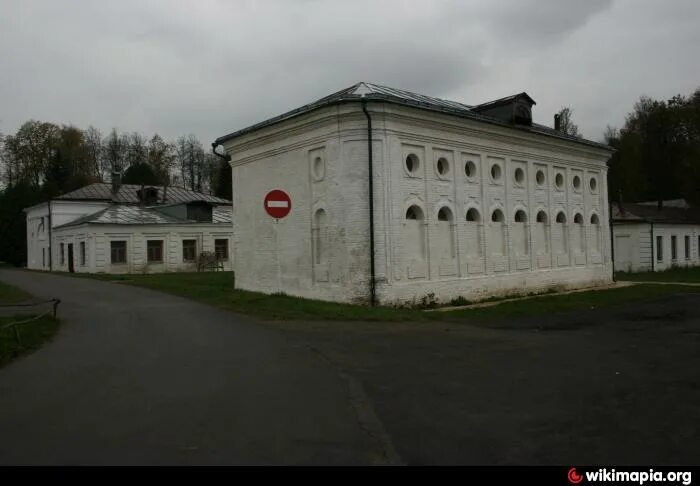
<box><xmin>0</xmin><ymin>270</ymin><xmax>389</xmax><ymax>465</ymax></box>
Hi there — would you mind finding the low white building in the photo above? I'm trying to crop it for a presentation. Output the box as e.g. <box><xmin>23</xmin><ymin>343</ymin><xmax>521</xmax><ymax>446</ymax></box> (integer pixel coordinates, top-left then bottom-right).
<box><xmin>25</xmin><ymin>182</ymin><xmax>233</xmax><ymax>274</ymax></box>
<box><xmin>215</xmin><ymin>82</ymin><xmax>614</xmax><ymax>305</ymax></box>
<box><xmin>612</xmin><ymin>200</ymin><xmax>700</xmax><ymax>273</ymax></box>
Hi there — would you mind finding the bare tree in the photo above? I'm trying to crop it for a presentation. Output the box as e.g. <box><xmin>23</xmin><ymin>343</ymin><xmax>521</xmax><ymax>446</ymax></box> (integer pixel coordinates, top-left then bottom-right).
<box><xmin>175</xmin><ymin>134</ymin><xmax>207</xmax><ymax>192</ymax></box>
<box><xmin>556</xmin><ymin>107</ymin><xmax>581</xmax><ymax>137</ymax></box>
<box><xmin>83</xmin><ymin>126</ymin><xmax>103</xmax><ymax>179</ymax></box>
<box><xmin>102</xmin><ymin>128</ymin><xmax>128</xmax><ymax>175</ymax></box>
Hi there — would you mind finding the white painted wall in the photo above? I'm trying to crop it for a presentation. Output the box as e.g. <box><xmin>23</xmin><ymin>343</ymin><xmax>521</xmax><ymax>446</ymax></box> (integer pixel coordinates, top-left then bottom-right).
<box><xmin>25</xmin><ymin>200</ymin><xmax>109</xmax><ymax>270</ymax></box>
<box><xmin>52</xmin><ymin>223</ymin><xmax>233</xmax><ymax>274</ymax></box>
<box><xmin>613</xmin><ymin>223</ymin><xmax>700</xmax><ymax>273</ymax></box>
<box><xmin>224</xmin><ymin>102</ymin><xmax>613</xmax><ymax>304</ymax></box>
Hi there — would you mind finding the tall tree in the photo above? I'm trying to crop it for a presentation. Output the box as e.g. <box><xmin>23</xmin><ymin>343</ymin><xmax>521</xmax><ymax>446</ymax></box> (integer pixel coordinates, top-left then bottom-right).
<box><xmin>556</xmin><ymin>107</ymin><xmax>581</xmax><ymax>137</ymax></box>
<box><xmin>175</xmin><ymin>134</ymin><xmax>207</xmax><ymax>192</ymax></box>
<box><xmin>213</xmin><ymin>158</ymin><xmax>232</xmax><ymax>200</ymax></box>
<box><xmin>147</xmin><ymin>134</ymin><xmax>174</xmax><ymax>185</ymax></box>
<box><xmin>102</xmin><ymin>128</ymin><xmax>128</xmax><ymax>176</ymax></box>
<box><xmin>83</xmin><ymin>126</ymin><xmax>103</xmax><ymax>180</ymax></box>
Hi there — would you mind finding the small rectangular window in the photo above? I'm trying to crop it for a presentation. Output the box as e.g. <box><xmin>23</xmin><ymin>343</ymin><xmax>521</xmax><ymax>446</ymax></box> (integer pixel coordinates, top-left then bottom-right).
<box><xmin>656</xmin><ymin>236</ymin><xmax>663</xmax><ymax>262</ymax></box>
<box><xmin>182</xmin><ymin>239</ymin><xmax>197</xmax><ymax>262</ymax></box>
<box><xmin>147</xmin><ymin>240</ymin><xmax>164</xmax><ymax>263</ymax></box>
<box><xmin>60</xmin><ymin>243</ymin><xmax>65</xmax><ymax>265</ymax></box>
<box><xmin>671</xmin><ymin>236</ymin><xmax>677</xmax><ymax>260</ymax></box>
<box><xmin>111</xmin><ymin>241</ymin><xmax>127</xmax><ymax>264</ymax></box>
<box><xmin>214</xmin><ymin>239</ymin><xmax>228</xmax><ymax>261</ymax></box>
<box><xmin>685</xmin><ymin>235</ymin><xmax>690</xmax><ymax>260</ymax></box>
<box><xmin>80</xmin><ymin>241</ymin><xmax>86</xmax><ymax>266</ymax></box>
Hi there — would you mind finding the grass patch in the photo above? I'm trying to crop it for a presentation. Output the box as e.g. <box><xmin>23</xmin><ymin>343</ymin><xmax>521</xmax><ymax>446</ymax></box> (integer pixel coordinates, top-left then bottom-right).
<box><xmin>616</xmin><ymin>266</ymin><xmax>700</xmax><ymax>283</ymax></box>
<box><xmin>0</xmin><ymin>315</ymin><xmax>60</xmax><ymax>368</ymax></box>
<box><xmin>0</xmin><ymin>280</ymin><xmax>32</xmax><ymax>304</ymax></box>
<box><xmin>0</xmin><ymin>281</ymin><xmax>60</xmax><ymax>368</ymax></box>
<box><xmin>62</xmin><ymin>272</ymin><xmax>426</xmax><ymax>321</ymax></box>
<box><xmin>50</xmin><ymin>271</ymin><xmax>700</xmax><ymax>323</ymax></box>
<box><xmin>440</xmin><ymin>284</ymin><xmax>700</xmax><ymax>322</ymax></box>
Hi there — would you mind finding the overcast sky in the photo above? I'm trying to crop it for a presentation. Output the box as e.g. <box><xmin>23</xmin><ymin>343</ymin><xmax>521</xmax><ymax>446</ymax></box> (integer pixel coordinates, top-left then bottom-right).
<box><xmin>1</xmin><ymin>0</ymin><xmax>699</xmax><ymax>145</ymax></box>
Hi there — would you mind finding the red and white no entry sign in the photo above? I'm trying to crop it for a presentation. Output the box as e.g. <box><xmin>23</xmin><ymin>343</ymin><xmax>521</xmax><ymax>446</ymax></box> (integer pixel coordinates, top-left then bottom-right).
<box><xmin>264</xmin><ymin>189</ymin><xmax>292</xmax><ymax>219</ymax></box>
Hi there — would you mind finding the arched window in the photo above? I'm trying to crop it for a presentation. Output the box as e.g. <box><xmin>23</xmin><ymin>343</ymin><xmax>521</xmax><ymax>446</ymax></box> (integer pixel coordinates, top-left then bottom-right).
<box><xmin>466</xmin><ymin>208</ymin><xmax>481</xmax><ymax>223</ymax></box>
<box><xmin>513</xmin><ymin>210</ymin><xmax>529</xmax><ymax>255</ymax></box>
<box><xmin>436</xmin><ymin>206</ymin><xmax>455</xmax><ymax>258</ymax></box>
<box><xmin>465</xmin><ymin>208</ymin><xmax>482</xmax><ymax>257</ymax></box>
<box><xmin>404</xmin><ymin>205</ymin><xmax>426</xmax><ymax>261</ymax></box>
<box><xmin>406</xmin><ymin>205</ymin><xmax>423</xmax><ymax>220</ymax></box>
<box><xmin>491</xmin><ymin>209</ymin><xmax>504</xmax><ymax>223</ymax></box>
<box><xmin>590</xmin><ymin>213</ymin><xmax>601</xmax><ymax>253</ymax></box>
<box><xmin>437</xmin><ymin>207</ymin><xmax>453</xmax><ymax>222</ymax></box>
<box><xmin>573</xmin><ymin>213</ymin><xmax>584</xmax><ymax>252</ymax></box>
<box><xmin>313</xmin><ymin>209</ymin><xmax>327</xmax><ymax>265</ymax></box>
<box><xmin>535</xmin><ymin>210</ymin><xmax>549</xmax><ymax>254</ymax></box>
<box><xmin>554</xmin><ymin>211</ymin><xmax>568</xmax><ymax>254</ymax></box>
<box><xmin>490</xmin><ymin>208</ymin><xmax>505</xmax><ymax>255</ymax></box>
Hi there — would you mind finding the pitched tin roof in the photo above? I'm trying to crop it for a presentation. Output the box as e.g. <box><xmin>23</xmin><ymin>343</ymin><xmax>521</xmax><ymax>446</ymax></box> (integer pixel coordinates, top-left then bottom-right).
<box><xmin>55</xmin><ymin>204</ymin><xmax>233</xmax><ymax>229</ymax></box>
<box><xmin>215</xmin><ymin>81</ymin><xmax>611</xmax><ymax>150</ymax></box>
<box><xmin>612</xmin><ymin>202</ymin><xmax>700</xmax><ymax>225</ymax></box>
<box><xmin>55</xmin><ymin>183</ymin><xmax>230</xmax><ymax>204</ymax></box>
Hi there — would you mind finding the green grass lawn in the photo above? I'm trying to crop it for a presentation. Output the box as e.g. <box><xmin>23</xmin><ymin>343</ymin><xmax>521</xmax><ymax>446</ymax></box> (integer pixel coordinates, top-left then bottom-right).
<box><xmin>616</xmin><ymin>266</ymin><xmax>700</xmax><ymax>283</ymax></box>
<box><xmin>0</xmin><ymin>281</ymin><xmax>60</xmax><ymax>368</ymax></box>
<box><xmin>54</xmin><ymin>270</ymin><xmax>700</xmax><ymax>322</ymax></box>
<box><xmin>0</xmin><ymin>280</ymin><xmax>32</xmax><ymax>303</ymax></box>
<box><xmin>0</xmin><ymin>315</ymin><xmax>60</xmax><ymax>368</ymax></box>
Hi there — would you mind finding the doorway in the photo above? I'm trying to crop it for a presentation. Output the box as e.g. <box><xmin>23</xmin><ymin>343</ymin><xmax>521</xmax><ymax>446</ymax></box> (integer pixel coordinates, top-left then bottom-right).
<box><xmin>68</xmin><ymin>244</ymin><xmax>74</xmax><ymax>273</ymax></box>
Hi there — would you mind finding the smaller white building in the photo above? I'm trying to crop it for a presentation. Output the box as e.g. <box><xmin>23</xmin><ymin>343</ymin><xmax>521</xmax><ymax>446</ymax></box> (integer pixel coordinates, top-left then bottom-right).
<box><xmin>612</xmin><ymin>200</ymin><xmax>700</xmax><ymax>273</ymax></box>
<box><xmin>25</xmin><ymin>182</ymin><xmax>233</xmax><ymax>274</ymax></box>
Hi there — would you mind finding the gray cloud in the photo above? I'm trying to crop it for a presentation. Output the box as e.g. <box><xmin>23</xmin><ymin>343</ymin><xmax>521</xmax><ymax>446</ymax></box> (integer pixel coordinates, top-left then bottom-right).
<box><xmin>1</xmin><ymin>0</ymin><xmax>699</xmax><ymax>145</ymax></box>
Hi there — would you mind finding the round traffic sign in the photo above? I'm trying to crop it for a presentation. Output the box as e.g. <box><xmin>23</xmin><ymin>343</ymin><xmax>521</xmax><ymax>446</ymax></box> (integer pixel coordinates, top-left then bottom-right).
<box><xmin>264</xmin><ymin>189</ymin><xmax>292</xmax><ymax>219</ymax></box>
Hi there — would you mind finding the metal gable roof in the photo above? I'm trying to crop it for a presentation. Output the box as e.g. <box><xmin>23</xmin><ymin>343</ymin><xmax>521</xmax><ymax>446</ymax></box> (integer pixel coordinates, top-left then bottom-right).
<box><xmin>55</xmin><ymin>203</ymin><xmax>233</xmax><ymax>229</ymax></box>
<box><xmin>55</xmin><ymin>183</ymin><xmax>231</xmax><ymax>205</ymax></box>
<box><xmin>214</xmin><ymin>81</ymin><xmax>612</xmax><ymax>151</ymax></box>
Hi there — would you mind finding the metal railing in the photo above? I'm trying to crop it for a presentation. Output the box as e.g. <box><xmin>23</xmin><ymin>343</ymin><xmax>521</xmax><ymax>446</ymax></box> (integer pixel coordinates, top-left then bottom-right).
<box><xmin>0</xmin><ymin>299</ymin><xmax>61</xmax><ymax>346</ymax></box>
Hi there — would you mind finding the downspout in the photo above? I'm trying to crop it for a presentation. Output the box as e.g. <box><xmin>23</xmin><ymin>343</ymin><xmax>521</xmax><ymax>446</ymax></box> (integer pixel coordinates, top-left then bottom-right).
<box><xmin>48</xmin><ymin>200</ymin><xmax>53</xmax><ymax>271</ymax></box>
<box><xmin>212</xmin><ymin>143</ymin><xmax>233</xmax><ymax>288</ymax></box>
<box><xmin>650</xmin><ymin>222</ymin><xmax>655</xmax><ymax>272</ymax></box>
<box><xmin>362</xmin><ymin>99</ymin><xmax>377</xmax><ymax>306</ymax></box>
<box><xmin>609</xmin><ymin>201</ymin><xmax>616</xmax><ymax>282</ymax></box>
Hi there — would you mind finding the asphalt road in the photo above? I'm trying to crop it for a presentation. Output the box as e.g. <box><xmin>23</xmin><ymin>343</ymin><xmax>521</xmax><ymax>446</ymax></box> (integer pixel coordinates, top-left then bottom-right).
<box><xmin>0</xmin><ymin>270</ymin><xmax>390</xmax><ymax>465</ymax></box>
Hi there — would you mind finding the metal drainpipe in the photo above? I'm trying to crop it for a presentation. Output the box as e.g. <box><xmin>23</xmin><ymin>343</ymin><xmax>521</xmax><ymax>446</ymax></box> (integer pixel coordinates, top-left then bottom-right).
<box><xmin>48</xmin><ymin>199</ymin><xmax>53</xmax><ymax>271</ymax></box>
<box><xmin>650</xmin><ymin>222</ymin><xmax>655</xmax><ymax>272</ymax></box>
<box><xmin>362</xmin><ymin>100</ymin><xmax>377</xmax><ymax>306</ymax></box>
<box><xmin>212</xmin><ymin>143</ymin><xmax>233</xmax><ymax>287</ymax></box>
<box><xmin>609</xmin><ymin>201</ymin><xmax>616</xmax><ymax>282</ymax></box>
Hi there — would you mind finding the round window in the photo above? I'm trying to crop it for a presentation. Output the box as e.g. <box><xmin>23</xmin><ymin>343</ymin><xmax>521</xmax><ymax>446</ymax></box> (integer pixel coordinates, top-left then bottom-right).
<box><xmin>555</xmin><ymin>173</ymin><xmax>564</xmax><ymax>189</ymax></box>
<box><xmin>590</xmin><ymin>177</ymin><xmax>598</xmax><ymax>192</ymax></box>
<box><xmin>491</xmin><ymin>164</ymin><xmax>502</xmax><ymax>181</ymax></box>
<box><xmin>536</xmin><ymin>170</ymin><xmax>545</xmax><ymax>186</ymax></box>
<box><xmin>573</xmin><ymin>175</ymin><xmax>581</xmax><ymax>191</ymax></box>
<box><xmin>465</xmin><ymin>160</ymin><xmax>477</xmax><ymax>179</ymax></box>
<box><xmin>514</xmin><ymin>167</ymin><xmax>525</xmax><ymax>184</ymax></box>
<box><xmin>437</xmin><ymin>157</ymin><xmax>449</xmax><ymax>176</ymax></box>
<box><xmin>405</xmin><ymin>154</ymin><xmax>420</xmax><ymax>174</ymax></box>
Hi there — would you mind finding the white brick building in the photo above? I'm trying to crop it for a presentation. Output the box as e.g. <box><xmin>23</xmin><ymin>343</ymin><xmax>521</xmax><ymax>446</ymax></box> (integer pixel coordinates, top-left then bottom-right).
<box><xmin>25</xmin><ymin>182</ymin><xmax>233</xmax><ymax>274</ymax></box>
<box><xmin>612</xmin><ymin>200</ymin><xmax>700</xmax><ymax>273</ymax></box>
<box><xmin>215</xmin><ymin>83</ymin><xmax>614</xmax><ymax>305</ymax></box>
